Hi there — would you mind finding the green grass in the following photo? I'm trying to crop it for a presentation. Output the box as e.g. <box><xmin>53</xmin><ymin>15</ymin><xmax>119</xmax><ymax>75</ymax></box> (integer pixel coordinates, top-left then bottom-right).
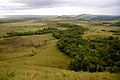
<box><xmin>0</xmin><ymin>34</ymin><xmax>70</xmax><ymax>68</ymax></box>
<box><xmin>0</xmin><ymin>34</ymin><xmax>72</xmax><ymax>80</ymax></box>
<box><xmin>57</xmin><ymin>20</ymin><xmax>120</xmax><ymax>39</ymax></box>
<box><xmin>82</xmin><ymin>26</ymin><xmax>120</xmax><ymax>39</ymax></box>
<box><xmin>0</xmin><ymin>67</ymin><xmax>120</xmax><ymax>80</ymax></box>
<box><xmin>0</xmin><ymin>21</ymin><xmax>46</xmax><ymax>36</ymax></box>
<box><xmin>0</xmin><ymin>20</ymin><xmax>120</xmax><ymax>80</ymax></box>
<box><xmin>58</xmin><ymin>21</ymin><xmax>120</xmax><ymax>39</ymax></box>
<box><xmin>0</xmin><ymin>20</ymin><xmax>68</xmax><ymax>37</ymax></box>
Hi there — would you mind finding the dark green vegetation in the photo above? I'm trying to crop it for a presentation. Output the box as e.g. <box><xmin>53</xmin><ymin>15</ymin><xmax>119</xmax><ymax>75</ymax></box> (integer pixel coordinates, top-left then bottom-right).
<box><xmin>110</xmin><ymin>22</ymin><xmax>120</xmax><ymax>26</ymax></box>
<box><xmin>0</xmin><ymin>19</ymin><xmax>120</xmax><ymax>80</ymax></box>
<box><xmin>2</xmin><ymin>22</ymin><xmax>120</xmax><ymax>73</ymax></box>
<box><xmin>108</xmin><ymin>29</ymin><xmax>120</xmax><ymax>35</ymax></box>
<box><xmin>76</xmin><ymin>14</ymin><xmax>120</xmax><ymax>21</ymax></box>
<box><xmin>53</xmin><ymin>23</ymin><xmax>120</xmax><ymax>73</ymax></box>
<box><xmin>5</xmin><ymin>27</ymin><xmax>58</xmax><ymax>37</ymax></box>
<box><xmin>0</xmin><ymin>19</ymin><xmax>28</xmax><ymax>24</ymax></box>
<box><xmin>110</xmin><ymin>30</ymin><xmax>120</xmax><ymax>32</ymax></box>
<box><xmin>69</xmin><ymin>37</ymin><xmax>120</xmax><ymax>72</ymax></box>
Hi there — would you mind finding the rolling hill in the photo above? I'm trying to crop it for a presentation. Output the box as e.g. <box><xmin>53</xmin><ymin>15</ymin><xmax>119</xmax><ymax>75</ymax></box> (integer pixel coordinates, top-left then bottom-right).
<box><xmin>76</xmin><ymin>14</ymin><xmax>120</xmax><ymax>21</ymax></box>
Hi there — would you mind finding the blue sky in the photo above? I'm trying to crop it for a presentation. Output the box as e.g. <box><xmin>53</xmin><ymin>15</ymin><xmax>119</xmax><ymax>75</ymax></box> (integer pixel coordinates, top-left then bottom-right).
<box><xmin>0</xmin><ymin>0</ymin><xmax>120</xmax><ymax>16</ymax></box>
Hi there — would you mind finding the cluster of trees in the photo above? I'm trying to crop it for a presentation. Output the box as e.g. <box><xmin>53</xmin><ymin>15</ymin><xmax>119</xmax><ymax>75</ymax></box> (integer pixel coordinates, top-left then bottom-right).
<box><xmin>53</xmin><ymin>27</ymin><xmax>86</xmax><ymax>57</ymax></box>
<box><xmin>13</xmin><ymin>25</ymin><xmax>45</xmax><ymax>28</ymax></box>
<box><xmin>69</xmin><ymin>37</ymin><xmax>120</xmax><ymax>73</ymax></box>
<box><xmin>110</xmin><ymin>22</ymin><xmax>120</xmax><ymax>26</ymax></box>
<box><xmin>109</xmin><ymin>30</ymin><xmax>120</xmax><ymax>35</ymax></box>
<box><xmin>0</xmin><ymin>19</ymin><xmax>27</xmax><ymax>24</ymax></box>
<box><xmin>91</xmin><ymin>16</ymin><xmax>120</xmax><ymax>21</ymax></box>
<box><xmin>5</xmin><ymin>28</ymin><xmax>58</xmax><ymax>37</ymax></box>
<box><xmin>53</xmin><ymin>28</ymin><xmax>86</xmax><ymax>39</ymax></box>
<box><xmin>110</xmin><ymin>30</ymin><xmax>120</xmax><ymax>33</ymax></box>
<box><xmin>53</xmin><ymin>23</ymin><xmax>120</xmax><ymax>73</ymax></box>
<box><xmin>4</xmin><ymin>23</ymin><xmax>120</xmax><ymax>73</ymax></box>
<box><xmin>55</xmin><ymin>23</ymin><xmax>86</xmax><ymax>29</ymax></box>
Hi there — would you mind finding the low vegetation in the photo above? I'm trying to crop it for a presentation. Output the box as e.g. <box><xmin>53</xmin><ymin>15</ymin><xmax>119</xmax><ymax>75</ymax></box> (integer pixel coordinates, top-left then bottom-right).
<box><xmin>110</xmin><ymin>22</ymin><xmax>120</xmax><ymax>26</ymax></box>
<box><xmin>0</xmin><ymin>19</ymin><xmax>27</xmax><ymax>24</ymax></box>
<box><xmin>53</xmin><ymin>23</ymin><xmax>120</xmax><ymax>73</ymax></box>
<box><xmin>0</xmin><ymin>68</ymin><xmax>120</xmax><ymax>80</ymax></box>
<box><xmin>4</xmin><ymin>27</ymin><xmax>58</xmax><ymax>37</ymax></box>
<box><xmin>0</xmin><ymin>20</ymin><xmax>120</xmax><ymax>80</ymax></box>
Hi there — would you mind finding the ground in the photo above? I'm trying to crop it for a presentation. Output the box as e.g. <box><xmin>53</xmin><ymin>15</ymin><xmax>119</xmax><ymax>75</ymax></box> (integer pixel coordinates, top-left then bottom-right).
<box><xmin>0</xmin><ymin>20</ymin><xmax>120</xmax><ymax>80</ymax></box>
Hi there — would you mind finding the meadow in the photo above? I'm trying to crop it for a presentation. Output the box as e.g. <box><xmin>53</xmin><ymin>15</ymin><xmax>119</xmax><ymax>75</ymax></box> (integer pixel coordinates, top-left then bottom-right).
<box><xmin>0</xmin><ymin>20</ymin><xmax>120</xmax><ymax>80</ymax></box>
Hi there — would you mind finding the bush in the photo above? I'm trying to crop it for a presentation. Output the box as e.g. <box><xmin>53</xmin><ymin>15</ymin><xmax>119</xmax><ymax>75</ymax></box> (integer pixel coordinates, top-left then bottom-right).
<box><xmin>6</xmin><ymin>27</ymin><xmax>58</xmax><ymax>37</ymax></box>
<box><xmin>110</xmin><ymin>22</ymin><xmax>120</xmax><ymax>26</ymax></box>
<box><xmin>53</xmin><ymin>23</ymin><xmax>120</xmax><ymax>73</ymax></box>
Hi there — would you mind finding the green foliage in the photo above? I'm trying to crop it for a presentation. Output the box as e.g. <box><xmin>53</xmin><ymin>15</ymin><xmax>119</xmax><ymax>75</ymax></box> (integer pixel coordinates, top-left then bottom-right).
<box><xmin>69</xmin><ymin>37</ymin><xmax>120</xmax><ymax>72</ymax></box>
<box><xmin>53</xmin><ymin>23</ymin><xmax>120</xmax><ymax>73</ymax></box>
<box><xmin>53</xmin><ymin>24</ymin><xmax>87</xmax><ymax>57</ymax></box>
<box><xmin>55</xmin><ymin>23</ymin><xmax>81</xmax><ymax>28</ymax></box>
<box><xmin>5</xmin><ymin>27</ymin><xmax>58</xmax><ymax>37</ymax></box>
<box><xmin>110</xmin><ymin>30</ymin><xmax>120</xmax><ymax>33</ymax></box>
<box><xmin>0</xmin><ymin>20</ymin><xmax>120</xmax><ymax>80</ymax></box>
<box><xmin>110</xmin><ymin>22</ymin><xmax>120</xmax><ymax>26</ymax></box>
<box><xmin>0</xmin><ymin>19</ymin><xmax>27</xmax><ymax>24</ymax></box>
<box><xmin>109</xmin><ymin>29</ymin><xmax>120</xmax><ymax>35</ymax></box>
<box><xmin>70</xmin><ymin>37</ymin><xmax>120</xmax><ymax>73</ymax></box>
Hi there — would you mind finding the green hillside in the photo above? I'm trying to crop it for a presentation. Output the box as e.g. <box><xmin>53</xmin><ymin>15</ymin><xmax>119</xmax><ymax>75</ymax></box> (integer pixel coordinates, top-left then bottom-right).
<box><xmin>0</xmin><ymin>20</ymin><xmax>120</xmax><ymax>80</ymax></box>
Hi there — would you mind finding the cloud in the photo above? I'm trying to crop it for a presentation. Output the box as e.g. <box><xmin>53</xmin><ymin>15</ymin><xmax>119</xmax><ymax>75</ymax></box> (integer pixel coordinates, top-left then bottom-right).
<box><xmin>0</xmin><ymin>3</ymin><xmax>29</xmax><ymax>10</ymax></box>
<box><xmin>11</xmin><ymin>0</ymin><xmax>120</xmax><ymax>8</ymax></box>
<box><xmin>11</xmin><ymin>0</ymin><xmax>62</xmax><ymax>8</ymax></box>
<box><xmin>0</xmin><ymin>0</ymin><xmax>119</xmax><ymax>15</ymax></box>
<box><xmin>10</xmin><ymin>7</ymin><xmax>97</xmax><ymax>15</ymax></box>
<box><xmin>74</xmin><ymin>0</ymin><xmax>120</xmax><ymax>7</ymax></box>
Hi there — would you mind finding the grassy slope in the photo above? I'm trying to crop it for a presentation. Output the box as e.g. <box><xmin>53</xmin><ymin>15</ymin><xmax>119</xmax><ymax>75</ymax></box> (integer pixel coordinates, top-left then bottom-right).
<box><xmin>0</xmin><ymin>21</ymin><xmax>120</xmax><ymax>80</ymax></box>
<box><xmin>0</xmin><ymin>34</ymin><xmax>70</xmax><ymax>68</ymax></box>
<box><xmin>0</xmin><ymin>20</ymin><xmax>67</xmax><ymax>37</ymax></box>
<box><xmin>0</xmin><ymin>34</ymin><xmax>72</xmax><ymax>80</ymax></box>
<box><xmin>0</xmin><ymin>66</ymin><xmax>120</xmax><ymax>80</ymax></box>
<box><xmin>57</xmin><ymin>20</ymin><xmax>120</xmax><ymax>39</ymax></box>
<box><xmin>0</xmin><ymin>21</ymin><xmax>46</xmax><ymax>36</ymax></box>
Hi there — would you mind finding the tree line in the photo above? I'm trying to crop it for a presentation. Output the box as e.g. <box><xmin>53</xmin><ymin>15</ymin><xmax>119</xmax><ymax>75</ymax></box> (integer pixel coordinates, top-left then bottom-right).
<box><xmin>4</xmin><ymin>27</ymin><xmax>58</xmax><ymax>37</ymax></box>
<box><xmin>110</xmin><ymin>22</ymin><xmax>120</xmax><ymax>26</ymax></box>
<box><xmin>3</xmin><ymin>23</ymin><xmax>120</xmax><ymax>73</ymax></box>
<box><xmin>53</xmin><ymin>23</ymin><xmax>120</xmax><ymax>73</ymax></box>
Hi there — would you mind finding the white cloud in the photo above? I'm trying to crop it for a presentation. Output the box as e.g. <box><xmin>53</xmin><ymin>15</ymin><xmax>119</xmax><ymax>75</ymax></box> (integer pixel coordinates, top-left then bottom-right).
<box><xmin>0</xmin><ymin>3</ymin><xmax>28</xmax><ymax>10</ymax></box>
<box><xmin>12</xmin><ymin>7</ymin><xmax>98</xmax><ymax>15</ymax></box>
<box><xmin>0</xmin><ymin>0</ymin><xmax>119</xmax><ymax>15</ymax></box>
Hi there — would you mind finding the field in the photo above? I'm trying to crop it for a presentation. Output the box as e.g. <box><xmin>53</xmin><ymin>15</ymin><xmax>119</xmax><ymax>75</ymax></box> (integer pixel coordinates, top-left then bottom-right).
<box><xmin>55</xmin><ymin>20</ymin><xmax>120</xmax><ymax>39</ymax></box>
<box><xmin>0</xmin><ymin>20</ymin><xmax>120</xmax><ymax>80</ymax></box>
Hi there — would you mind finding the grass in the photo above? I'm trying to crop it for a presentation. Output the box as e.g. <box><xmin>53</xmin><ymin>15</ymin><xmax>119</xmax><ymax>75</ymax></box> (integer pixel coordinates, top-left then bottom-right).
<box><xmin>0</xmin><ymin>20</ymin><xmax>120</xmax><ymax>80</ymax></box>
<box><xmin>82</xmin><ymin>26</ymin><xmax>120</xmax><ymax>39</ymax></box>
<box><xmin>0</xmin><ymin>21</ymin><xmax>46</xmax><ymax>36</ymax></box>
<box><xmin>57</xmin><ymin>20</ymin><xmax>120</xmax><ymax>39</ymax></box>
<box><xmin>0</xmin><ymin>34</ymin><xmax>70</xmax><ymax>68</ymax></box>
<box><xmin>0</xmin><ymin>34</ymin><xmax>71</xmax><ymax>80</ymax></box>
<box><xmin>0</xmin><ymin>67</ymin><xmax>120</xmax><ymax>80</ymax></box>
<box><xmin>0</xmin><ymin>20</ymin><xmax>68</xmax><ymax>37</ymax></box>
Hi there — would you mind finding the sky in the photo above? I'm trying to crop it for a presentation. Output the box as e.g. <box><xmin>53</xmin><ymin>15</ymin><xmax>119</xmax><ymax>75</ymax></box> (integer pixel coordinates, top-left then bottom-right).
<box><xmin>0</xmin><ymin>0</ymin><xmax>120</xmax><ymax>17</ymax></box>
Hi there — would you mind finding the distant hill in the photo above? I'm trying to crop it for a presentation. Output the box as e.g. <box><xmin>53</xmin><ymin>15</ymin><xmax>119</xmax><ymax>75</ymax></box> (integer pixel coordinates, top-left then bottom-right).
<box><xmin>4</xmin><ymin>15</ymin><xmax>49</xmax><ymax>19</ymax></box>
<box><xmin>4</xmin><ymin>15</ymin><xmax>76</xmax><ymax>20</ymax></box>
<box><xmin>76</xmin><ymin>14</ymin><xmax>120</xmax><ymax>21</ymax></box>
<box><xmin>1</xmin><ymin>14</ymin><xmax>120</xmax><ymax>21</ymax></box>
